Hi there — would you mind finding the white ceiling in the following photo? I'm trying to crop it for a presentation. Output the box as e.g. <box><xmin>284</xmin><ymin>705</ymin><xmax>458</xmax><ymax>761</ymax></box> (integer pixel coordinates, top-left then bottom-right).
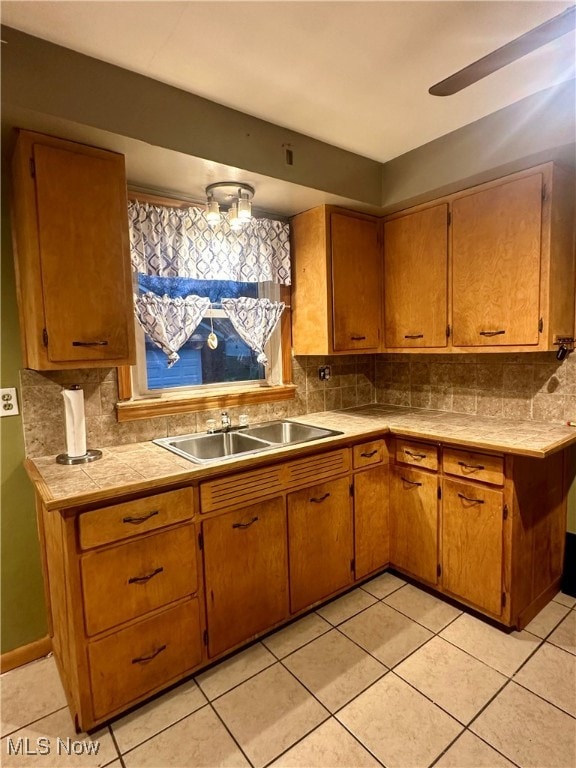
<box><xmin>1</xmin><ymin>1</ymin><xmax>575</xmax><ymax>215</ymax></box>
<box><xmin>2</xmin><ymin>0</ymin><xmax>574</xmax><ymax>164</ymax></box>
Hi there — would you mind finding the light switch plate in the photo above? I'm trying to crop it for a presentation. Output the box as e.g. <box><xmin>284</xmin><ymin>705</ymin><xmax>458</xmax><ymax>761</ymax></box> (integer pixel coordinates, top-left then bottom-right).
<box><xmin>0</xmin><ymin>387</ymin><xmax>20</xmax><ymax>417</ymax></box>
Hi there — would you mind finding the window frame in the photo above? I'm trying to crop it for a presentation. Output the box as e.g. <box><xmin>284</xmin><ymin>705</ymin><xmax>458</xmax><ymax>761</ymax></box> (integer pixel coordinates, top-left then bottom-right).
<box><xmin>116</xmin><ymin>192</ymin><xmax>294</xmax><ymax>422</ymax></box>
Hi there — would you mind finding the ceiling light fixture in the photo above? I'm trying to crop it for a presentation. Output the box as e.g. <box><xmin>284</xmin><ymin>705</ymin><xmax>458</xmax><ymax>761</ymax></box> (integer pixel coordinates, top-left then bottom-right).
<box><xmin>205</xmin><ymin>182</ymin><xmax>255</xmax><ymax>228</ymax></box>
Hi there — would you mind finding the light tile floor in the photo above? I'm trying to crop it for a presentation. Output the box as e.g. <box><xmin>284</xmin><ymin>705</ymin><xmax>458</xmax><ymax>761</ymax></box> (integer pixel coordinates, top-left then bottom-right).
<box><xmin>2</xmin><ymin>574</ymin><xmax>575</xmax><ymax>768</ymax></box>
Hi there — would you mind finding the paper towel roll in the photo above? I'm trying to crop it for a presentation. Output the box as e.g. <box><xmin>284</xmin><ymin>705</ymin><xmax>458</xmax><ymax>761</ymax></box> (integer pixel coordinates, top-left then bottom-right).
<box><xmin>62</xmin><ymin>387</ymin><xmax>87</xmax><ymax>458</ymax></box>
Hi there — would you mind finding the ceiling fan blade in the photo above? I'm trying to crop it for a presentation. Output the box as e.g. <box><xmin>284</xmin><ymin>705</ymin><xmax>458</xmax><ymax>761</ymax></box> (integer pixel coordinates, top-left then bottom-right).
<box><xmin>429</xmin><ymin>5</ymin><xmax>576</xmax><ymax>96</ymax></box>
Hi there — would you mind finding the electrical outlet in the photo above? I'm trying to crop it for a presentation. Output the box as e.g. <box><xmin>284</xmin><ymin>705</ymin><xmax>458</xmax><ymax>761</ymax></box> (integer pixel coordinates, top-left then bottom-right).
<box><xmin>0</xmin><ymin>387</ymin><xmax>20</xmax><ymax>417</ymax></box>
<box><xmin>318</xmin><ymin>365</ymin><xmax>331</xmax><ymax>381</ymax></box>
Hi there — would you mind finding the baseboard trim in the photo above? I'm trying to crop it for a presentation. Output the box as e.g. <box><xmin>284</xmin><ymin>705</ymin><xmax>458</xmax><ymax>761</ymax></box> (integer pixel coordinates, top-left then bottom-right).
<box><xmin>561</xmin><ymin>531</ymin><xmax>576</xmax><ymax>597</ymax></box>
<box><xmin>0</xmin><ymin>636</ymin><xmax>52</xmax><ymax>674</ymax></box>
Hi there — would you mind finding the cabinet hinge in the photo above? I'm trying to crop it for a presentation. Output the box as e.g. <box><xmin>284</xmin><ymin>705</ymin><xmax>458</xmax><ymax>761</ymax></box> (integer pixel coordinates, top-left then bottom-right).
<box><xmin>350</xmin><ymin>558</ymin><xmax>355</xmax><ymax>573</ymax></box>
<box><xmin>538</xmin><ymin>317</ymin><xmax>543</xmax><ymax>333</ymax></box>
<box><xmin>447</xmin><ymin>210</ymin><xmax>451</xmax><ymax>226</ymax></box>
<box><xmin>542</xmin><ymin>184</ymin><xmax>547</xmax><ymax>202</ymax></box>
<box><xmin>437</xmin><ymin>486</ymin><xmax>442</xmax><ymax>500</ymax></box>
<box><xmin>29</xmin><ymin>157</ymin><xmax>35</xmax><ymax>178</ymax></box>
<box><xmin>502</xmin><ymin>592</ymin><xmax>507</xmax><ymax>608</ymax></box>
<box><xmin>446</xmin><ymin>324</ymin><xmax>451</xmax><ymax>338</ymax></box>
<box><xmin>503</xmin><ymin>504</ymin><xmax>508</xmax><ymax>520</ymax></box>
<box><xmin>203</xmin><ymin>629</ymin><xmax>208</xmax><ymax>646</ymax></box>
<box><xmin>437</xmin><ymin>563</ymin><xmax>442</xmax><ymax>578</ymax></box>
<box><xmin>42</xmin><ymin>328</ymin><xmax>49</xmax><ymax>347</ymax></box>
<box><xmin>350</xmin><ymin>483</ymin><xmax>354</xmax><ymax>498</ymax></box>
<box><xmin>198</xmin><ymin>531</ymin><xmax>204</xmax><ymax>550</ymax></box>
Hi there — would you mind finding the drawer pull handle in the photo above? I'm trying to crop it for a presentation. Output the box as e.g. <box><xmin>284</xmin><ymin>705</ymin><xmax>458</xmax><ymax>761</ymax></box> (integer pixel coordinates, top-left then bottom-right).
<box><xmin>404</xmin><ymin>334</ymin><xmax>424</xmax><ymax>339</ymax></box>
<box><xmin>405</xmin><ymin>450</ymin><xmax>426</xmax><ymax>460</ymax></box>
<box><xmin>350</xmin><ymin>335</ymin><xmax>366</xmax><ymax>341</ymax></box>
<box><xmin>310</xmin><ymin>493</ymin><xmax>330</xmax><ymax>503</ymax></box>
<box><xmin>122</xmin><ymin>510</ymin><xmax>159</xmax><ymax>525</ymax></box>
<box><xmin>232</xmin><ymin>516</ymin><xmax>259</xmax><ymax>529</ymax></box>
<box><xmin>361</xmin><ymin>450</ymin><xmax>378</xmax><ymax>458</ymax></box>
<box><xmin>132</xmin><ymin>644</ymin><xmax>167</xmax><ymax>665</ymax></box>
<box><xmin>128</xmin><ymin>566</ymin><xmax>164</xmax><ymax>585</ymax></box>
<box><xmin>458</xmin><ymin>492</ymin><xmax>485</xmax><ymax>504</ymax></box>
<box><xmin>458</xmin><ymin>461</ymin><xmax>485</xmax><ymax>471</ymax></box>
<box><xmin>72</xmin><ymin>340</ymin><xmax>109</xmax><ymax>346</ymax></box>
<box><xmin>479</xmin><ymin>330</ymin><xmax>505</xmax><ymax>337</ymax></box>
<box><xmin>400</xmin><ymin>476</ymin><xmax>422</xmax><ymax>487</ymax></box>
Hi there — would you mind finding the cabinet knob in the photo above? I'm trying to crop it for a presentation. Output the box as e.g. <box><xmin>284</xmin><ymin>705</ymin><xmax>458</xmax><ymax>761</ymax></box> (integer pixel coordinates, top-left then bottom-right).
<box><xmin>458</xmin><ymin>461</ymin><xmax>485</xmax><ymax>472</ymax></box>
<box><xmin>404</xmin><ymin>334</ymin><xmax>424</xmax><ymax>339</ymax></box>
<box><xmin>361</xmin><ymin>450</ymin><xmax>378</xmax><ymax>458</ymax></box>
<box><xmin>72</xmin><ymin>340</ymin><xmax>109</xmax><ymax>346</ymax></box>
<box><xmin>405</xmin><ymin>449</ymin><xmax>426</xmax><ymax>460</ymax></box>
<box><xmin>479</xmin><ymin>330</ymin><xmax>505</xmax><ymax>337</ymax></box>
<box><xmin>350</xmin><ymin>335</ymin><xmax>366</xmax><ymax>341</ymax></box>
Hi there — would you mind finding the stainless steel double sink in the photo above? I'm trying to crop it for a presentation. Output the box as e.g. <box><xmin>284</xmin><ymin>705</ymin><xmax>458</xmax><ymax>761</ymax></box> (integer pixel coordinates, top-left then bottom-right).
<box><xmin>153</xmin><ymin>420</ymin><xmax>342</xmax><ymax>464</ymax></box>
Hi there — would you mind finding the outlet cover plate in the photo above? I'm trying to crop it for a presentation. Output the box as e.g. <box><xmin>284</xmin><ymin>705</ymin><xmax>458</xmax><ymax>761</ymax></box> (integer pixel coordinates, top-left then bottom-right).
<box><xmin>0</xmin><ymin>387</ymin><xmax>20</xmax><ymax>417</ymax></box>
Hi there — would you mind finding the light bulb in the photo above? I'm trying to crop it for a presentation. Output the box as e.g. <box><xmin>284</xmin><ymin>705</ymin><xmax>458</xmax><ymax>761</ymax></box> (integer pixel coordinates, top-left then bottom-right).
<box><xmin>228</xmin><ymin>202</ymin><xmax>243</xmax><ymax>231</ymax></box>
<box><xmin>237</xmin><ymin>195</ymin><xmax>252</xmax><ymax>220</ymax></box>
<box><xmin>206</xmin><ymin>198</ymin><xmax>221</xmax><ymax>224</ymax></box>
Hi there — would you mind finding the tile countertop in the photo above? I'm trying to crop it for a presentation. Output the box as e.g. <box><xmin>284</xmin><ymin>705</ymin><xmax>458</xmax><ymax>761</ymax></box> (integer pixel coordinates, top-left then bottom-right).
<box><xmin>25</xmin><ymin>404</ymin><xmax>576</xmax><ymax>512</ymax></box>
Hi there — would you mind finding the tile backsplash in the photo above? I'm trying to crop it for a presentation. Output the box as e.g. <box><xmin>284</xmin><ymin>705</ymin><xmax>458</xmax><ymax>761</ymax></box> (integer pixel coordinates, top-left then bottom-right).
<box><xmin>375</xmin><ymin>352</ymin><xmax>576</xmax><ymax>424</ymax></box>
<box><xmin>19</xmin><ymin>356</ymin><xmax>375</xmax><ymax>458</ymax></box>
<box><xmin>18</xmin><ymin>352</ymin><xmax>576</xmax><ymax>459</ymax></box>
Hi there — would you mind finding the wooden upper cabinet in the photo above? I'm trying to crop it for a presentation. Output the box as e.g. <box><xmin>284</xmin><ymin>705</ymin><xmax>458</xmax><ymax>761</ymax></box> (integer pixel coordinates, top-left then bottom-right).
<box><xmin>452</xmin><ymin>174</ymin><xmax>542</xmax><ymax>347</ymax></box>
<box><xmin>11</xmin><ymin>130</ymin><xmax>136</xmax><ymax>369</ymax></box>
<box><xmin>291</xmin><ymin>206</ymin><xmax>381</xmax><ymax>354</ymax></box>
<box><xmin>383</xmin><ymin>204</ymin><xmax>448</xmax><ymax>348</ymax></box>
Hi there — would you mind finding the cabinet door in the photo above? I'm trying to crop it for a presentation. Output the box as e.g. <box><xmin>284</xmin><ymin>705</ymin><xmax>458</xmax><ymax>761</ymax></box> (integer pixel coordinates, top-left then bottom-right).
<box><xmin>33</xmin><ymin>141</ymin><xmax>134</xmax><ymax>363</ymax></box>
<box><xmin>288</xmin><ymin>476</ymin><xmax>353</xmax><ymax>613</ymax></box>
<box><xmin>442</xmin><ymin>479</ymin><xmax>504</xmax><ymax>617</ymax></box>
<box><xmin>203</xmin><ymin>497</ymin><xmax>288</xmax><ymax>657</ymax></box>
<box><xmin>390</xmin><ymin>467</ymin><xmax>438</xmax><ymax>585</ymax></box>
<box><xmin>331</xmin><ymin>213</ymin><xmax>381</xmax><ymax>351</ymax></box>
<box><xmin>384</xmin><ymin>204</ymin><xmax>448</xmax><ymax>348</ymax></box>
<box><xmin>452</xmin><ymin>173</ymin><xmax>543</xmax><ymax>347</ymax></box>
<box><xmin>354</xmin><ymin>465</ymin><xmax>390</xmax><ymax>580</ymax></box>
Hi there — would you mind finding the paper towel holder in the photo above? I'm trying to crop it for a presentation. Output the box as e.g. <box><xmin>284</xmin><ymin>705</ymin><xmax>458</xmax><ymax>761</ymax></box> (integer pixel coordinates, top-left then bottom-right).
<box><xmin>56</xmin><ymin>449</ymin><xmax>102</xmax><ymax>465</ymax></box>
<box><xmin>56</xmin><ymin>384</ymin><xmax>103</xmax><ymax>465</ymax></box>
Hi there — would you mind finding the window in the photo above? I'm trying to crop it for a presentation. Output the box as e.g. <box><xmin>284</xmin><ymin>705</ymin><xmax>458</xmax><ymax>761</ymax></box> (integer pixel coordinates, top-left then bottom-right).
<box><xmin>116</xmin><ymin>194</ymin><xmax>294</xmax><ymax>421</ymax></box>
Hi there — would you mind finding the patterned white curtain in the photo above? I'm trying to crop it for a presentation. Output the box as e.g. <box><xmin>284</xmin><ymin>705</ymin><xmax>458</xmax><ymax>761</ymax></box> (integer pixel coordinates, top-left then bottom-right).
<box><xmin>128</xmin><ymin>201</ymin><xmax>291</xmax><ymax>285</ymax></box>
<box><xmin>221</xmin><ymin>298</ymin><xmax>285</xmax><ymax>365</ymax></box>
<box><xmin>135</xmin><ymin>293</ymin><xmax>210</xmax><ymax>367</ymax></box>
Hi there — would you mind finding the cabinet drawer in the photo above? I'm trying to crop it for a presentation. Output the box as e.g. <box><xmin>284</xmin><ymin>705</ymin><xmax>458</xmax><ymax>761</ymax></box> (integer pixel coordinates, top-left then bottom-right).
<box><xmin>395</xmin><ymin>439</ymin><xmax>438</xmax><ymax>471</ymax></box>
<box><xmin>89</xmin><ymin>598</ymin><xmax>202</xmax><ymax>719</ymax></box>
<box><xmin>443</xmin><ymin>448</ymin><xmax>504</xmax><ymax>486</ymax></box>
<box><xmin>79</xmin><ymin>488</ymin><xmax>193</xmax><ymax>549</ymax></box>
<box><xmin>353</xmin><ymin>440</ymin><xmax>386</xmax><ymax>469</ymax></box>
<box><xmin>81</xmin><ymin>525</ymin><xmax>197</xmax><ymax>636</ymax></box>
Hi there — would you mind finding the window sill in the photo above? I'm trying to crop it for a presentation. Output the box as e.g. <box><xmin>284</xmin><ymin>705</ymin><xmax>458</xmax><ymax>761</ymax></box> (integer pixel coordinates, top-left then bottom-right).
<box><xmin>115</xmin><ymin>384</ymin><xmax>297</xmax><ymax>422</ymax></box>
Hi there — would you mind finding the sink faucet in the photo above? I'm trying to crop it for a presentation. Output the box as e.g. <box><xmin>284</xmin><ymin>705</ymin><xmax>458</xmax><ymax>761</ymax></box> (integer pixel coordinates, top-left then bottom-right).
<box><xmin>220</xmin><ymin>411</ymin><xmax>231</xmax><ymax>432</ymax></box>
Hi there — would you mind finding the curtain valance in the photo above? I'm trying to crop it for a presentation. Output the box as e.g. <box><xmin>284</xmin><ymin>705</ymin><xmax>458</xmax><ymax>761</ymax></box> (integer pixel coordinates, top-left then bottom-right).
<box><xmin>128</xmin><ymin>201</ymin><xmax>291</xmax><ymax>285</ymax></box>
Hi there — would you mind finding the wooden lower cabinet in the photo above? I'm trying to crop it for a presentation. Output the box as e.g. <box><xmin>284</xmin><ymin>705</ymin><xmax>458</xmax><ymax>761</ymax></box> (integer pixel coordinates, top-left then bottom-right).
<box><xmin>354</xmin><ymin>465</ymin><xmax>390</xmax><ymax>579</ymax></box>
<box><xmin>390</xmin><ymin>466</ymin><xmax>439</xmax><ymax>585</ymax></box>
<box><xmin>89</xmin><ymin>598</ymin><xmax>202</xmax><ymax>720</ymax></box>
<box><xmin>288</xmin><ymin>477</ymin><xmax>354</xmax><ymax>613</ymax></box>
<box><xmin>202</xmin><ymin>497</ymin><xmax>289</xmax><ymax>657</ymax></box>
<box><xmin>441</xmin><ymin>478</ymin><xmax>504</xmax><ymax>617</ymax></box>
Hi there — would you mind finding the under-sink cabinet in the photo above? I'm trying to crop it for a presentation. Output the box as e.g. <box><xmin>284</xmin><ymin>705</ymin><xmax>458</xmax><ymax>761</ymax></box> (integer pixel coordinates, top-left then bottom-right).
<box><xmin>35</xmin><ymin>435</ymin><xmax>567</xmax><ymax>732</ymax></box>
<box><xmin>202</xmin><ymin>497</ymin><xmax>289</xmax><ymax>658</ymax></box>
